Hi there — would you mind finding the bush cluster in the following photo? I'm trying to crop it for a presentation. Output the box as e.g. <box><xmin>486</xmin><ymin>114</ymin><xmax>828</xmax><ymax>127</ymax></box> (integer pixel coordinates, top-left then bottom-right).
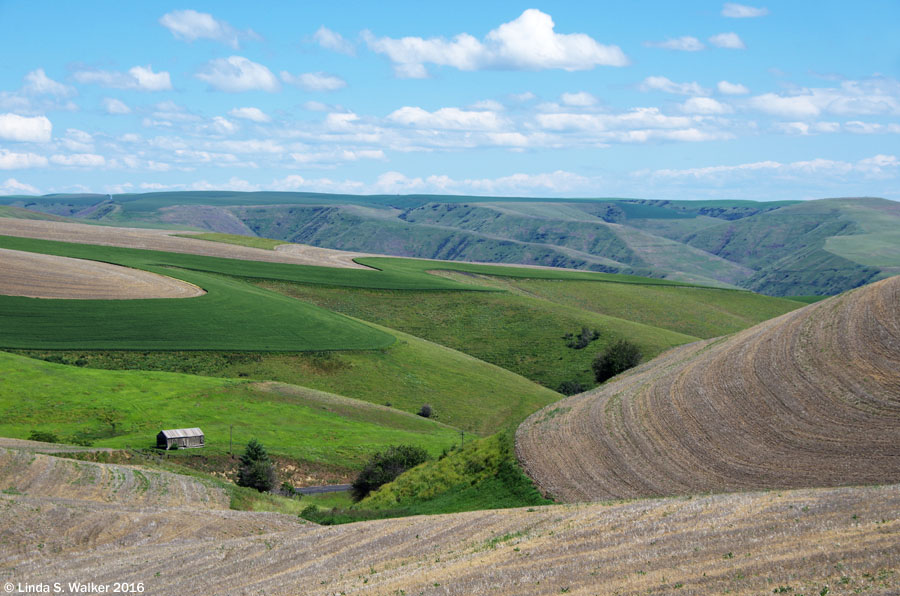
<box><xmin>351</xmin><ymin>444</ymin><xmax>429</xmax><ymax>502</ymax></box>
<box><xmin>592</xmin><ymin>339</ymin><xmax>642</xmax><ymax>383</ymax></box>
<box><xmin>237</xmin><ymin>438</ymin><xmax>277</xmax><ymax>493</ymax></box>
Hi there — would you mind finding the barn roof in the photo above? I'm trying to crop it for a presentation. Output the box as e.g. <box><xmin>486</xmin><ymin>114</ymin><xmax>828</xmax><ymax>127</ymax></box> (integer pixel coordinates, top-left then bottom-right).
<box><xmin>159</xmin><ymin>428</ymin><xmax>204</xmax><ymax>439</ymax></box>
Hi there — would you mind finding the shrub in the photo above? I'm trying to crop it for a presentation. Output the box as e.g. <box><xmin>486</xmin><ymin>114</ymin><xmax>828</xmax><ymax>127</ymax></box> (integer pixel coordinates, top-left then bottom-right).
<box><xmin>237</xmin><ymin>438</ymin><xmax>277</xmax><ymax>492</ymax></box>
<box><xmin>28</xmin><ymin>430</ymin><xmax>60</xmax><ymax>443</ymax></box>
<box><xmin>592</xmin><ymin>339</ymin><xmax>642</xmax><ymax>383</ymax></box>
<box><xmin>564</xmin><ymin>327</ymin><xmax>601</xmax><ymax>350</ymax></box>
<box><xmin>417</xmin><ymin>404</ymin><xmax>433</xmax><ymax>418</ymax></box>
<box><xmin>351</xmin><ymin>445</ymin><xmax>429</xmax><ymax>502</ymax></box>
<box><xmin>557</xmin><ymin>380</ymin><xmax>585</xmax><ymax>396</ymax></box>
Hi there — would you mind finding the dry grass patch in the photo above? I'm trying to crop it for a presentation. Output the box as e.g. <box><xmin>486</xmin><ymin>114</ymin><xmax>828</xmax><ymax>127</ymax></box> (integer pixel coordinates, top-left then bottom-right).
<box><xmin>0</xmin><ymin>248</ymin><xmax>204</xmax><ymax>299</ymax></box>
<box><xmin>517</xmin><ymin>276</ymin><xmax>900</xmax><ymax>502</ymax></box>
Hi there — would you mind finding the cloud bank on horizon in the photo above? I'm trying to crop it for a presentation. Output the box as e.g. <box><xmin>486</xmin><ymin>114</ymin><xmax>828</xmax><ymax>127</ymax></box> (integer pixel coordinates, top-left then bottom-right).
<box><xmin>0</xmin><ymin>1</ymin><xmax>898</xmax><ymax>200</ymax></box>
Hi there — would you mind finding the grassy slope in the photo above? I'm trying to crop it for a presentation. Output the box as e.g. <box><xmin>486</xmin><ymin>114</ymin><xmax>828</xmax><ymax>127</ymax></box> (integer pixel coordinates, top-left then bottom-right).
<box><xmin>258</xmin><ymin>279</ymin><xmax>696</xmax><ymax>391</ymax></box>
<box><xmin>174</xmin><ymin>232</ymin><xmax>286</xmax><ymax>250</ymax></box>
<box><xmin>0</xmin><ymin>351</ymin><xmax>460</xmax><ymax>468</ymax></box>
<box><xmin>437</xmin><ymin>273</ymin><xmax>802</xmax><ymax>339</ymax></box>
<box><xmin>14</xmin><ymin>322</ymin><xmax>561</xmax><ymax>435</ymax></box>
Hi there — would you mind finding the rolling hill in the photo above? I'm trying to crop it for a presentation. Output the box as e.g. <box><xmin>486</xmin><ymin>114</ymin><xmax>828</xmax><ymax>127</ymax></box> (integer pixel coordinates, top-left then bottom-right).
<box><xmin>2</xmin><ymin>443</ymin><xmax>897</xmax><ymax>595</ymax></box>
<box><xmin>4</xmin><ymin>191</ymin><xmax>897</xmax><ymax>296</ymax></box>
<box><xmin>516</xmin><ymin>276</ymin><xmax>900</xmax><ymax>502</ymax></box>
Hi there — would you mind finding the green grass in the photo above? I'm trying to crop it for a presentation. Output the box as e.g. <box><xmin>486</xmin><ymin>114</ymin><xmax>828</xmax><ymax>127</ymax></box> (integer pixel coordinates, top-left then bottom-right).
<box><xmin>258</xmin><ymin>279</ymin><xmax>702</xmax><ymax>391</ymax></box>
<box><xmin>174</xmin><ymin>232</ymin><xmax>287</xmax><ymax>250</ymax></box>
<box><xmin>304</xmin><ymin>433</ymin><xmax>551</xmax><ymax>524</ymax></box>
<box><xmin>0</xmin><ymin>351</ymin><xmax>461</xmax><ymax>469</ymax></box>
<box><xmin>14</xmin><ymin>322</ymin><xmax>561</xmax><ymax>435</ymax></box>
<box><xmin>0</xmin><ymin>233</ymin><xmax>701</xmax><ymax>354</ymax></box>
<box><xmin>447</xmin><ymin>275</ymin><xmax>803</xmax><ymax>339</ymax></box>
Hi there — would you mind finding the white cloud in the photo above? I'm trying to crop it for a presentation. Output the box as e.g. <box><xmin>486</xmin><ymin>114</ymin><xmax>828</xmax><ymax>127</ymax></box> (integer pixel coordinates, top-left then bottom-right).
<box><xmin>290</xmin><ymin>149</ymin><xmax>385</xmax><ymax>164</ymax></box>
<box><xmin>159</xmin><ymin>9</ymin><xmax>256</xmax><ymax>49</ymax></box>
<box><xmin>0</xmin><ymin>113</ymin><xmax>52</xmax><ymax>142</ymax></box>
<box><xmin>645</xmin><ymin>36</ymin><xmax>705</xmax><ymax>51</ymax></box>
<box><xmin>365</xmin><ymin>9</ymin><xmax>627</xmax><ymax>78</ymax></box>
<box><xmin>280</xmin><ymin>71</ymin><xmax>347</xmax><ymax>92</ymax></box>
<box><xmin>709</xmin><ymin>32</ymin><xmax>746</xmax><ymax>49</ymax></box>
<box><xmin>748</xmin><ymin>78</ymin><xmax>900</xmax><ymax>119</ymax></box>
<box><xmin>722</xmin><ymin>3</ymin><xmax>769</xmax><ymax>18</ymax></box>
<box><xmin>560</xmin><ymin>92</ymin><xmax>597</xmax><ymax>107</ymax></box>
<box><xmin>215</xmin><ymin>139</ymin><xmax>284</xmax><ymax>154</ymax></box>
<box><xmin>681</xmin><ymin>97</ymin><xmax>733</xmax><ymax>114</ymax></box>
<box><xmin>647</xmin><ymin>154</ymin><xmax>899</xmax><ymax>180</ymax></box>
<box><xmin>537</xmin><ymin>108</ymin><xmax>693</xmax><ymax>132</ymax></box>
<box><xmin>73</xmin><ymin>65</ymin><xmax>172</xmax><ymax>91</ymax></box>
<box><xmin>640</xmin><ymin>76</ymin><xmax>709</xmax><ymax>96</ymax></box>
<box><xmin>388</xmin><ymin>106</ymin><xmax>506</xmax><ymax>130</ymax></box>
<box><xmin>0</xmin><ymin>177</ymin><xmax>39</xmax><ymax>194</ymax></box>
<box><xmin>313</xmin><ymin>26</ymin><xmax>355</xmax><ymax>55</ymax></box>
<box><xmin>23</xmin><ymin>69</ymin><xmax>75</xmax><ymax>96</ymax></box>
<box><xmin>196</xmin><ymin>56</ymin><xmax>280</xmax><ymax>92</ymax></box>
<box><xmin>717</xmin><ymin>80</ymin><xmax>749</xmax><ymax>95</ymax></box>
<box><xmin>210</xmin><ymin>116</ymin><xmax>238</xmax><ymax>135</ymax></box>
<box><xmin>103</xmin><ymin>98</ymin><xmax>131</xmax><ymax>114</ymax></box>
<box><xmin>303</xmin><ymin>101</ymin><xmax>331</xmax><ymax>112</ymax></box>
<box><xmin>60</xmin><ymin>128</ymin><xmax>94</xmax><ymax>152</ymax></box>
<box><xmin>0</xmin><ymin>149</ymin><xmax>48</xmax><ymax>169</ymax></box>
<box><xmin>470</xmin><ymin>99</ymin><xmax>505</xmax><ymax>111</ymax></box>
<box><xmin>511</xmin><ymin>91</ymin><xmax>537</xmax><ymax>102</ymax></box>
<box><xmin>49</xmin><ymin>153</ymin><xmax>106</xmax><ymax>167</ymax></box>
<box><xmin>228</xmin><ymin>107</ymin><xmax>270</xmax><ymax>122</ymax></box>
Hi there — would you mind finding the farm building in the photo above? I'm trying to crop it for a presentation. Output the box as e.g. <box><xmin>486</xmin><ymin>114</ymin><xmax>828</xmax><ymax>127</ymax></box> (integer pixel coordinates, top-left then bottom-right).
<box><xmin>157</xmin><ymin>428</ymin><xmax>205</xmax><ymax>450</ymax></box>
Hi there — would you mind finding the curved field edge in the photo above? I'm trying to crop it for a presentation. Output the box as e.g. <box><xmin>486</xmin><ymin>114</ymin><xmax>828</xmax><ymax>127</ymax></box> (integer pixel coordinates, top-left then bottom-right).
<box><xmin>516</xmin><ymin>276</ymin><xmax>900</xmax><ymax>502</ymax></box>
<box><xmin>0</xmin><ymin>351</ymin><xmax>461</xmax><ymax>469</ymax></box>
<box><xmin>5</xmin><ymin>477</ymin><xmax>898</xmax><ymax>595</ymax></box>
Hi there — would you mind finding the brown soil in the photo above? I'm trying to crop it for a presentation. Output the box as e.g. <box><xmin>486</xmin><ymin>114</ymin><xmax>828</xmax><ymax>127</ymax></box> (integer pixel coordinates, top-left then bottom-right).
<box><xmin>516</xmin><ymin>276</ymin><xmax>900</xmax><ymax>503</ymax></box>
<box><xmin>0</xmin><ymin>218</ymin><xmax>372</xmax><ymax>268</ymax></box>
<box><xmin>0</xmin><ymin>248</ymin><xmax>205</xmax><ymax>299</ymax></box>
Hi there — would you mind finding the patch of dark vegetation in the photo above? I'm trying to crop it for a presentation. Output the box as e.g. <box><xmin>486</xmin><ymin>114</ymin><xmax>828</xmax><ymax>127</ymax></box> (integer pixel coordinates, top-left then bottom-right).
<box><xmin>563</xmin><ymin>327</ymin><xmax>601</xmax><ymax>350</ymax></box>
<box><xmin>556</xmin><ymin>380</ymin><xmax>586</xmax><ymax>396</ymax></box>
<box><xmin>27</xmin><ymin>430</ymin><xmax>60</xmax><ymax>443</ymax></box>
<box><xmin>351</xmin><ymin>444</ymin><xmax>428</xmax><ymax>502</ymax></box>
<box><xmin>237</xmin><ymin>439</ymin><xmax>277</xmax><ymax>493</ymax></box>
<box><xmin>593</xmin><ymin>339</ymin><xmax>643</xmax><ymax>383</ymax></box>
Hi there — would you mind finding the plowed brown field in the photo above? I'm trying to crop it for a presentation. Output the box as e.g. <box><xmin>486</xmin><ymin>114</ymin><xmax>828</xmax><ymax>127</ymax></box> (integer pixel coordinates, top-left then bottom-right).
<box><xmin>517</xmin><ymin>276</ymin><xmax>900</xmax><ymax>503</ymax></box>
<box><xmin>0</xmin><ymin>218</ymin><xmax>372</xmax><ymax>268</ymax></box>
<box><xmin>0</xmin><ymin>248</ymin><xmax>205</xmax><ymax>299</ymax></box>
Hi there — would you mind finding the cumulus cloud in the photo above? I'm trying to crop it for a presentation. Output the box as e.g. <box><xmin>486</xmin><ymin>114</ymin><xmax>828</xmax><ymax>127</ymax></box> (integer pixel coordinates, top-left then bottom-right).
<box><xmin>228</xmin><ymin>107</ymin><xmax>270</xmax><ymax>122</ymax></box>
<box><xmin>103</xmin><ymin>98</ymin><xmax>131</xmax><ymax>114</ymax></box>
<box><xmin>646</xmin><ymin>154</ymin><xmax>899</xmax><ymax>180</ymax></box>
<box><xmin>23</xmin><ymin>69</ymin><xmax>75</xmax><ymax>96</ymax></box>
<box><xmin>640</xmin><ymin>76</ymin><xmax>710</xmax><ymax>96</ymax></box>
<box><xmin>0</xmin><ymin>113</ymin><xmax>52</xmax><ymax>142</ymax></box>
<box><xmin>709</xmin><ymin>32</ymin><xmax>746</xmax><ymax>49</ymax></box>
<box><xmin>722</xmin><ymin>3</ymin><xmax>769</xmax><ymax>18</ymax></box>
<box><xmin>73</xmin><ymin>65</ymin><xmax>172</xmax><ymax>91</ymax></box>
<box><xmin>388</xmin><ymin>107</ymin><xmax>506</xmax><ymax>130</ymax></box>
<box><xmin>747</xmin><ymin>78</ymin><xmax>900</xmax><ymax>119</ymax></box>
<box><xmin>0</xmin><ymin>177</ymin><xmax>39</xmax><ymax>194</ymax></box>
<box><xmin>159</xmin><ymin>9</ymin><xmax>256</xmax><ymax>49</ymax></box>
<box><xmin>365</xmin><ymin>9</ymin><xmax>628</xmax><ymax>78</ymax></box>
<box><xmin>60</xmin><ymin>128</ymin><xmax>94</xmax><ymax>152</ymax></box>
<box><xmin>560</xmin><ymin>92</ymin><xmax>597</xmax><ymax>107</ymax></box>
<box><xmin>717</xmin><ymin>80</ymin><xmax>749</xmax><ymax>95</ymax></box>
<box><xmin>313</xmin><ymin>26</ymin><xmax>355</xmax><ymax>55</ymax></box>
<box><xmin>196</xmin><ymin>56</ymin><xmax>280</xmax><ymax>92</ymax></box>
<box><xmin>280</xmin><ymin>71</ymin><xmax>347</xmax><ymax>92</ymax></box>
<box><xmin>645</xmin><ymin>36</ymin><xmax>705</xmax><ymax>51</ymax></box>
<box><xmin>50</xmin><ymin>153</ymin><xmax>106</xmax><ymax>167</ymax></box>
<box><xmin>681</xmin><ymin>97</ymin><xmax>733</xmax><ymax>114</ymax></box>
<box><xmin>0</xmin><ymin>149</ymin><xmax>48</xmax><ymax>169</ymax></box>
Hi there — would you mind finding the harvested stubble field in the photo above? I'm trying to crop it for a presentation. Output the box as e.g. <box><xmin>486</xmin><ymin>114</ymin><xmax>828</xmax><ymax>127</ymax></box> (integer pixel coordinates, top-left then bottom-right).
<box><xmin>517</xmin><ymin>276</ymin><xmax>900</xmax><ymax>503</ymax></box>
<box><xmin>0</xmin><ymin>218</ymin><xmax>371</xmax><ymax>268</ymax></box>
<box><xmin>2</xmin><ymin>447</ymin><xmax>898</xmax><ymax>595</ymax></box>
<box><xmin>0</xmin><ymin>447</ymin><xmax>228</xmax><ymax>508</ymax></box>
<box><xmin>0</xmin><ymin>248</ymin><xmax>204</xmax><ymax>299</ymax></box>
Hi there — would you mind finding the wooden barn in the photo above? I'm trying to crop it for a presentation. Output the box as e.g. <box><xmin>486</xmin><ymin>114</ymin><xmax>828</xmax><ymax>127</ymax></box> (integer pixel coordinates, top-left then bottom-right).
<box><xmin>157</xmin><ymin>428</ymin><xmax>205</xmax><ymax>450</ymax></box>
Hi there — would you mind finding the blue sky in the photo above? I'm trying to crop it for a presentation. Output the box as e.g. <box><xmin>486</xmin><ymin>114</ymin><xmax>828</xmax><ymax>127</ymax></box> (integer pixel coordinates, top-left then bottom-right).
<box><xmin>1</xmin><ymin>1</ymin><xmax>898</xmax><ymax>200</ymax></box>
